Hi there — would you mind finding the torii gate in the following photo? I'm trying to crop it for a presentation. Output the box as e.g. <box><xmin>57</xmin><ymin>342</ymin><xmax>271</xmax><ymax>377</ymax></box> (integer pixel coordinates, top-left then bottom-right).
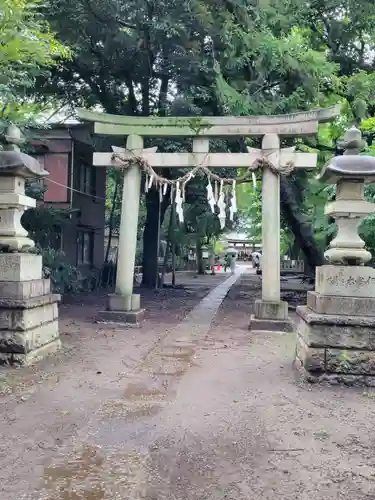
<box><xmin>78</xmin><ymin>107</ymin><xmax>339</xmax><ymax>329</ymax></box>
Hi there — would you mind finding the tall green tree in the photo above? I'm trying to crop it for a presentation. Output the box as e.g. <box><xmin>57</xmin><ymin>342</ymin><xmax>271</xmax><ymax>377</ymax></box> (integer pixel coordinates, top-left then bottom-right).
<box><xmin>0</xmin><ymin>0</ymin><xmax>69</xmax><ymax>130</ymax></box>
<box><xmin>35</xmin><ymin>0</ymin><xmax>208</xmax><ymax>285</ymax></box>
<box><xmin>199</xmin><ymin>0</ymin><xmax>375</xmax><ymax>268</ymax></box>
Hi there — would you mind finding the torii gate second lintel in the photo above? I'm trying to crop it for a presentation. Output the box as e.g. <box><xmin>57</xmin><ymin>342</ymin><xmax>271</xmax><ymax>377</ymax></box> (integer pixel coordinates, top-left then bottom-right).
<box><xmin>77</xmin><ymin>107</ymin><xmax>340</xmax><ymax>329</ymax></box>
<box><xmin>78</xmin><ymin>106</ymin><xmax>339</xmax><ymax>137</ymax></box>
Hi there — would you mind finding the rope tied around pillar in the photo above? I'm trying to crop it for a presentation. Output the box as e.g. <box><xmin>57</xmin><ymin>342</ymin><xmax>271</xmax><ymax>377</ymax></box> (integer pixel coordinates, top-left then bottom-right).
<box><xmin>251</xmin><ymin>157</ymin><xmax>295</xmax><ymax>176</ymax></box>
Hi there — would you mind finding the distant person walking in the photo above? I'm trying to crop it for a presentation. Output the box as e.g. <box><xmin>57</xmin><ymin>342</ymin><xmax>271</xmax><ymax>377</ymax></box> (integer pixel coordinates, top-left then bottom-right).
<box><xmin>230</xmin><ymin>253</ymin><xmax>236</xmax><ymax>275</ymax></box>
<box><xmin>252</xmin><ymin>251</ymin><xmax>261</xmax><ymax>272</ymax></box>
<box><xmin>224</xmin><ymin>253</ymin><xmax>231</xmax><ymax>272</ymax></box>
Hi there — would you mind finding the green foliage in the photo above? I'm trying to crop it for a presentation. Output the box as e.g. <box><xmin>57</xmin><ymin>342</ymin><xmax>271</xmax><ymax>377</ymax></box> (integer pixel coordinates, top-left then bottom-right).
<box><xmin>24</xmin><ymin>178</ymin><xmax>47</xmax><ymax>201</ymax></box>
<box><xmin>360</xmin><ymin>144</ymin><xmax>375</xmax><ymax>257</ymax></box>
<box><xmin>237</xmin><ymin>180</ymin><xmax>291</xmax><ymax>256</ymax></box>
<box><xmin>0</xmin><ymin>0</ymin><xmax>70</xmax><ymax>130</ymax></box>
<box><xmin>0</xmin><ymin>0</ymin><xmax>70</xmax><ymax>79</ymax></box>
<box><xmin>21</xmin><ymin>206</ymin><xmax>71</xmax><ymax>249</ymax></box>
<box><xmin>361</xmin><ymin>117</ymin><xmax>375</xmax><ymax>134</ymax></box>
<box><xmin>40</xmin><ymin>247</ymin><xmax>82</xmax><ymax>294</ymax></box>
<box><xmin>21</xmin><ymin>206</ymin><xmax>84</xmax><ymax>293</ymax></box>
<box><xmin>214</xmin><ymin>28</ymin><xmax>337</xmax><ymax>115</ymax></box>
<box><xmin>24</xmin><ymin>0</ymin><xmax>375</xmax><ymax>272</ymax></box>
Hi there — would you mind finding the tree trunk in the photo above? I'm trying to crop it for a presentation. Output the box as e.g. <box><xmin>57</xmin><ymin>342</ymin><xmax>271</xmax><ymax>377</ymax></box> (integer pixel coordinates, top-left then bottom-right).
<box><xmin>210</xmin><ymin>237</ymin><xmax>216</xmax><ymax>275</ymax></box>
<box><xmin>196</xmin><ymin>239</ymin><xmax>205</xmax><ymax>274</ymax></box>
<box><xmin>171</xmin><ymin>203</ymin><xmax>177</xmax><ymax>286</ymax></box>
<box><xmin>160</xmin><ymin>240</ymin><xmax>170</xmax><ymax>288</ymax></box>
<box><xmin>160</xmin><ymin>206</ymin><xmax>173</xmax><ymax>287</ymax></box>
<box><xmin>280</xmin><ymin>178</ymin><xmax>324</xmax><ymax>272</ymax></box>
<box><xmin>142</xmin><ymin>189</ymin><xmax>170</xmax><ymax>287</ymax></box>
<box><xmin>171</xmin><ymin>245</ymin><xmax>176</xmax><ymax>286</ymax></box>
<box><xmin>104</xmin><ymin>173</ymin><xmax>120</xmax><ymax>263</ymax></box>
<box><xmin>326</xmin><ymin>216</ymin><xmax>336</xmax><ymax>248</ymax></box>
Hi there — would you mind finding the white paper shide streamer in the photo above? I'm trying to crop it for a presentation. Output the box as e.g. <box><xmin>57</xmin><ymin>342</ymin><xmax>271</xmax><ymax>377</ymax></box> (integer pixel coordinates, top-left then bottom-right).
<box><xmin>217</xmin><ymin>180</ymin><xmax>226</xmax><ymax>229</ymax></box>
<box><xmin>229</xmin><ymin>179</ymin><xmax>237</xmax><ymax>221</ymax></box>
<box><xmin>206</xmin><ymin>180</ymin><xmax>216</xmax><ymax>213</ymax></box>
<box><xmin>175</xmin><ymin>181</ymin><xmax>184</xmax><ymax>223</ymax></box>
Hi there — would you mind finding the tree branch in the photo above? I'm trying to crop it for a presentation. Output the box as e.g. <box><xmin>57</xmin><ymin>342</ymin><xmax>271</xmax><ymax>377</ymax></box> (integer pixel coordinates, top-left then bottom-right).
<box><xmin>124</xmin><ymin>77</ymin><xmax>138</xmax><ymax>115</ymax></box>
<box><xmin>141</xmin><ymin>2</ymin><xmax>155</xmax><ymax>115</ymax></box>
<box><xmin>302</xmin><ymin>139</ymin><xmax>337</xmax><ymax>153</ymax></box>
<box><xmin>84</xmin><ymin>0</ymin><xmax>137</xmax><ymax>30</ymax></box>
<box><xmin>157</xmin><ymin>46</ymin><xmax>170</xmax><ymax>115</ymax></box>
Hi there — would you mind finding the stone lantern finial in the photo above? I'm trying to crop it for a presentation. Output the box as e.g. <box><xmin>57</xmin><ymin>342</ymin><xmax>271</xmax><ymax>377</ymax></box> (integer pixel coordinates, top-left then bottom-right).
<box><xmin>3</xmin><ymin>124</ymin><xmax>25</xmax><ymax>152</ymax></box>
<box><xmin>338</xmin><ymin>126</ymin><xmax>365</xmax><ymax>156</ymax></box>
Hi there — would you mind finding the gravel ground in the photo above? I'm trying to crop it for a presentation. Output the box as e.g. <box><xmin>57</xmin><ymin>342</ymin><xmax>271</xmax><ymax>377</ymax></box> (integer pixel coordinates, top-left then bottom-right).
<box><xmin>2</xmin><ymin>271</ymin><xmax>375</xmax><ymax>499</ymax></box>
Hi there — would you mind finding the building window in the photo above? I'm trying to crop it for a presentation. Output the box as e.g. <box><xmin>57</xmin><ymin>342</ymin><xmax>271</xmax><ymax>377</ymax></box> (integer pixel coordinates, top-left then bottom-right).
<box><xmin>77</xmin><ymin>230</ymin><xmax>94</xmax><ymax>265</ymax></box>
<box><xmin>78</xmin><ymin>163</ymin><xmax>96</xmax><ymax>195</ymax></box>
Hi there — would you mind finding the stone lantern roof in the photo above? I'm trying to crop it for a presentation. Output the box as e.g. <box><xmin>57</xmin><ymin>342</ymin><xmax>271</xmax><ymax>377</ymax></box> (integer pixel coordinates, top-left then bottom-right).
<box><xmin>319</xmin><ymin>156</ymin><xmax>375</xmax><ymax>184</ymax></box>
<box><xmin>0</xmin><ymin>151</ymin><xmax>49</xmax><ymax>178</ymax></box>
<box><xmin>0</xmin><ymin>125</ymin><xmax>48</xmax><ymax>179</ymax></box>
<box><xmin>318</xmin><ymin>126</ymin><xmax>375</xmax><ymax>184</ymax></box>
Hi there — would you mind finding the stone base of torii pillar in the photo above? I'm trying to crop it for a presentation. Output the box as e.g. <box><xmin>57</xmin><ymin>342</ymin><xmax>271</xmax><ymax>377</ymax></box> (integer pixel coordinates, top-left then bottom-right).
<box><xmin>249</xmin><ymin>300</ymin><xmax>292</xmax><ymax>333</ymax></box>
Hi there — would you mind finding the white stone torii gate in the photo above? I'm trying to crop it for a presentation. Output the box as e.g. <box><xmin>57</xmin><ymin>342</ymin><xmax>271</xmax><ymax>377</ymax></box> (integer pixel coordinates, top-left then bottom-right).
<box><xmin>78</xmin><ymin>107</ymin><xmax>339</xmax><ymax>328</ymax></box>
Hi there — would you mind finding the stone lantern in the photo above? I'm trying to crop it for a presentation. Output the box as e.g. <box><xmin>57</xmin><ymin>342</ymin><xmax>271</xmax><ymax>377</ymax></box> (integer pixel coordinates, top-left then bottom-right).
<box><xmin>320</xmin><ymin>126</ymin><xmax>375</xmax><ymax>266</ymax></box>
<box><xmin>0</xmin><ymin>125</ymin><xmax>61</xmax><ymax>365</ymax></box>
<box><xmin>295</xmin><ymin>126</ymin><xmax>375</xmax><ymax>385</ymax></box>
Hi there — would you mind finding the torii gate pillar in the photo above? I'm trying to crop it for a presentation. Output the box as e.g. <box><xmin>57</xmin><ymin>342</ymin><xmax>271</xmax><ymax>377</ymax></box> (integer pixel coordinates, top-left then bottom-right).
<box><xmin>249</xmin><ymin>134</ymin><xmax>290</xmax><ymax>332</ymax></box>
<box><xmin>101</xmin><ymin>134</ymin><xmax>145</xmax><ymax>325</ymax></box>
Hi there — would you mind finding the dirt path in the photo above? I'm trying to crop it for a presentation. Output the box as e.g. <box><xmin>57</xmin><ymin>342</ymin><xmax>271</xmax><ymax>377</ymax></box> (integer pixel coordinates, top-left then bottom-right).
<box><xmin>0</xmin><ymin>272</ymin><xmax>230</xmax><ymax>499</ymax></box>
<box><xmin>3</xmin><ymin>270</ymin><xmax>375</xmax><ymax>499</ymax></box>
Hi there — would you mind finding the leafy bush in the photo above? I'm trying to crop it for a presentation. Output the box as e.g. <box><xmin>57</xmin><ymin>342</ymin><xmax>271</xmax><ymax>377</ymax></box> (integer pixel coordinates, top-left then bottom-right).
<box><xmin>21</xmin><ymin>206</ymin><xmax>69</xmax><ymax>249</ymax></box>
<box><xmin>39</xmin><ymin>247</ymin><xmax>82</xmax><ymax>294</ymax></box>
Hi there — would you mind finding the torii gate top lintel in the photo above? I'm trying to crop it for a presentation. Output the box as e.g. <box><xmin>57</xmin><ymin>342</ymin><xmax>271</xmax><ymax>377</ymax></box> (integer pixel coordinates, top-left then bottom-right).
<box><xmin>77</xmin><ymin>105</ymin><xmax>340</xmax><ymax>138</ymax></box>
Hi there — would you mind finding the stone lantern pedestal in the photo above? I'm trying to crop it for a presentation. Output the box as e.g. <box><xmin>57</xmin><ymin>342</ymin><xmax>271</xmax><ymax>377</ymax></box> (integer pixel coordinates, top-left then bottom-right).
<box><xmin>0</xmin><ymin>127</ymin><xmax>61</xmax><ymax>365</ymax></box>
<box><xmin>295</xmin><ymin>127</ymin><xmax>375</xmax><ymax>385</ymax></box>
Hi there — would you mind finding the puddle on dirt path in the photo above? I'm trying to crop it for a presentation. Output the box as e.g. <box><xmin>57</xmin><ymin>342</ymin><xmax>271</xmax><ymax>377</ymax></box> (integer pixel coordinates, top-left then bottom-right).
<box><xmin>123</xmin><ymin>344</ymin><xmax>198</xmax><ymax>400</ymax></box>
<box><xmin>123</xmin><ymin>382</ymin><xmax>168</xmax><ymax>400</ymax></box>
<box><xmin>157</xmin><ymin>345</ymin><xmax>195</xmax><ymax>359</ymax></box>
<box><xmin>42</xmin><ymin>445</ymin><xmax>106</xmax><ymax>500</ymax></box>
<box><xmin>99</xmin><ymin>401</ymin><xmax>164</xmax><ymax>420</ymax></box>
<box><xmin>36</xmin><ymin>443</ymin><xmax>151</xmax><ymax>500</ymax></box>
<box><xmin>144</xmin><ymin>344</ymin><xmax>198</xmax><ymax>375</ymax></box>
<box><xmin>36</xmin><ymin>338</ymin><xmax>203</xmax><ymax>498</ymax></box>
